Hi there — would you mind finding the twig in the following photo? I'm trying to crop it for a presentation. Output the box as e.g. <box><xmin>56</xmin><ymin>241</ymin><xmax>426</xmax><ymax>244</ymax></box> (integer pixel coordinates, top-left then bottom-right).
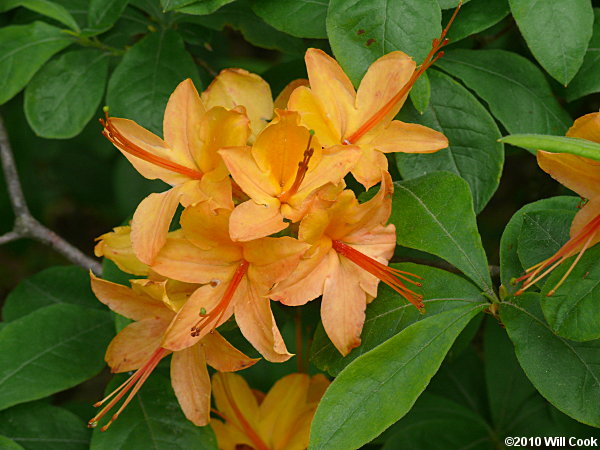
<box><xmin>0</xmin><ymin>115</ymin><xmax>102</xmax><ymax>275</ymax></box>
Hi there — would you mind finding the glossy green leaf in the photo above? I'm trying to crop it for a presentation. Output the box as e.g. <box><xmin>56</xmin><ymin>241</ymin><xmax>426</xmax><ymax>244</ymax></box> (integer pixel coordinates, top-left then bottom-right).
<box><xmin>0</xmin><ymin>304</ymin><xmax>113</xmax><ymax>411</ymax></box>
<box><xmin>391</xmin><ymin>172</ymin><xmax>494</xmax><ymax>295</ymax></box>
<box><xmin>90</xmin><ymin>374</ymin><xmax>217</xmax><ymax>449</ymax></box>
<box><xmin>87</xmin><ymin>0</ymin><xmax>130</xmax><ymax>34</ymax></box>
<box><xmin>409</xmin><ymin>72</ymin><xmax>430</xmax><ymax>114</ymax></box>
<box><xmin>0</xmin><ymin>22</ymin><xmax>72</xmax><ymax>105</ymax></box>
<box><xmin>0</xmin><ymin>436</ymin><xmax>24</xmax><ymax>450</ymax></box>
<box><xmin>567</xmin><ymin>9</ymin><xmax>600</xmax><ymax>101</ymax></box>
<box><xmin>0</xmin><ymin>0</ymin><xmax>79</xmax><ymax>31</ymax></box>
<box><xmin>251</xmin><ymin>0</ymin><xmax>327</xmax><ymax>39</ymax></box>
<box><xmin>309</xmin><ymin>303</ymin><xmax>485</xmax><ymax>449</ymax></box>
<box><xmin>500</xmin><ymin>196</ymin><xmax>579</xmax><ymax>293</ymax></box>
<box><xmin>326</xmin><ymin>0</ymin><xmax>441</xmax><ymax>84</ymax></box>
<box><xmin>24</xmin><ymin>49</ymin><xmax>109</xmax><ymax>139</ymax></box>
<box><xmin>541</xmin><ymin>245</ymin><xmax>600</xmax><ymax>342</ymax></box>
<box><xmin>437</xmin><ymin>49</ymin><xmax>571</xmax><ymax>135</ymax></box>
<box><xmin>509</xmin><ymin>0</ymin><xmax>593</xmax><ymax>85</ymax></box>
<box><xmin>0</xmin><ymin>402</ymin><xmax>88</xmax><ymax>450</ymax></box>
<box><xmin>311</xmin><ymin>263</ymin><xmax>487</xmax><ymax>376</ymax></box>
<box><xmin>106</xmin><ymin>30</ymin><xmax>201</xmax><ymax>135</ymax></box>
<box><xmin>500</xmin><ymin>134</ymin><xmax>600</xmax><ymax>161</ymax></box>
<box><xmin>444</xmin><ymin>0</ymin><xmax>509</xmax><ymax>42</ymax></box>
<box><xmin>437</xmin><ymin>0</ymin><xmax>470</xmax><ymax>8</ymax></box>
<box><xmin>501</xmin><ymin>294</ymin><xmax>600</xmax><ymax>427</ymax></box>
<box><xmin>172</xmin><ymin>0</ymin><xmax>234</xmax><ymax>15</ymax></box>
<box><xmin>396</xmin><ymin>70</ymin><xmax>503</xmax><ymax>213</ymax></box>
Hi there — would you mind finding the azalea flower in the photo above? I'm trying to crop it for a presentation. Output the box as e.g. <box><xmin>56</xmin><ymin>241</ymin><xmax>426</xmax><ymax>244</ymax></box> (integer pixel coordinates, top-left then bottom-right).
<box><xmin>88</xmin><ymin>275</ymin><xmax>258</xmax><ymax>430</ymax></box>
<box><xmin>516</xmin><ymin>112</ymin><xmax>600</xmax><ymax>295</ymax></box>
<box><xmin>94</xmin><ymin>226</ymin><xmax>149</xmax><ymax>276</ymax></box>
<box><xmin>101</xmin><ymin>78</ymin><xmax>250</xmax><ymax>265</ymax></box>
<box><xmin>210</xmin><ymin>372</ymin><xmax>329</xmax><ymax>450</ymax></box>
<box><xmin>270</xmin><ymin>172</ymin><xmax>423</xmax><ymax>355</ymax></box>
<box><xmin>150</xmin><ymin>202</ymin><xmax>309</xmax><ymax>362</ymax></box>
<box><xmin>219</xmin><ymin>110</ymin><xmax>361</xmax><ymax>241</ymax></box>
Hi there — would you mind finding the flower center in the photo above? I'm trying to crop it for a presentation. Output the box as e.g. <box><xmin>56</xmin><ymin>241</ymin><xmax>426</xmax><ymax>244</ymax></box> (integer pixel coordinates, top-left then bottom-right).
<box><xmin>332</xmin><ymin>240</ymin><xmax>425</xmax><ymax>311</ymax></box>
<box><xmin>88</xmin><ymin>347</ymin><xmax>168</xmax><ymax>431</ymax></box>
<box><xmin>191</xmin><ymin>260</ymin><xmax>249</xmax><ymax>337</ymax></box>
<box><xmin>278</xmin><ymin>132</ymin><xmax>315</xmax><ymax>205</ymax></box>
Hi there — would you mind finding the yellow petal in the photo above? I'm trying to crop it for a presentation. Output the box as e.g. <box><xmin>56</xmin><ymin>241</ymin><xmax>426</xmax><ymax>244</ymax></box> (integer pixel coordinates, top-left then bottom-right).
<box><xmin>229</xmin><ymin>199</ymin><xmax>287</xmax><ymax>242</ymax></box>
<box><xmin>181</xmin><ymin>203</ymin><xmax>237</xmax><ymax>250</ymax></box>
<box><xmin>211</xmin><ymin>419</ymin><xmax>250</xmax><ymax>450</ymax></box>
<box><xmin>321</xmin><ymin>251</ymin><xmax>367</xmax><ymax>356</ymax></box>
<box><xmin>350</xmin><ymin>148</ymin><xmax>388</xmax><ymax>190</ymax></box>
<box><xmin>233</xmin><ymin>277</ymin><xmax>292</xmax><ymax>362</ymax></box>
<box><xmin>90</xmin><ymin>273</ymin><xmax>170</xmax><ymax>321</ymax></box>
<box><xmin>567</xmin><ymin>112</ymin><xmax>600</xmax><ymax>143</ymax></box>
<box><xmin>212</xmin><ymin>372</ymin><xmax>261</xmax><ymax>437</ymax></box>
<box><xmin>105</xmin><ymin>319</ymin><xmax>166</xmax><ymax>373</ymax></box>
<box><xmin>163</xmin><ymin>78</ymin><xmax>206</xmax><ymax>170</ymax></box>
<box><xmin>197</xmin><ymin>172</ymin><xmax>234</xmax><ymax>211</ymax></box>
<box><xmin>131</xmin><ymin>185</ymin><xmax>186</xmax><ymax>265</ymax></box>
<box><xmin>537</xmin><ymin>151</ymin><xmax>600</xmax><ymax>199</ymax></box>
<box><xmin>570</xmin><ymin>197</ymin><xmax>600</xmax><ymax>250</ymax></box>
<box><xmin>273</xmin><ymin>78</ymin><xmax>309</xmax><ymax>110</ymax></box>
<box><xmin>202</xmin><ymin>68</ymin><xmax>273</xmax><ymax>140</ymax></box>
<box><xmin>307</xmin><ymin>373</ymin><xmax>330</xmax><ymax>404</ymax></box>
<box><xmin>170</xmin><ymin>344</ymin><xmax>211</xmax><ymax>426</ymax></box>
<box><xmin>366</xmin><ymin>120</ymin><xmax>448</xmax><ymax>154</ymax></box>
<box><xmin>94</xmin><ymin>226</ymin><xmax>149</xmax><ymax>276</ymax></box>
<box><xmin>202</xmin><ymin>332</ymin><xmax>259</xmax><ymax>372</ymax></box>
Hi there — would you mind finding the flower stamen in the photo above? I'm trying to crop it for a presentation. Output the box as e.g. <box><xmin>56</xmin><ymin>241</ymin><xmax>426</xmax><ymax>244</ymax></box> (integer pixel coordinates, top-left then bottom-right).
<box><xmin>278</xmin><ymin>132</ymin><xmax>315</xmax><ymax>204</ymax></box>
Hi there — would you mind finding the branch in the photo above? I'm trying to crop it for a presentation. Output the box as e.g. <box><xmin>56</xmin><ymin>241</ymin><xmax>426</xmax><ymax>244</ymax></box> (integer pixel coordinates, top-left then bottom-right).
<box><xmin>0</xmin><ymin>115</ymin><xmax>102</xmax><ymax>275</ymax></box>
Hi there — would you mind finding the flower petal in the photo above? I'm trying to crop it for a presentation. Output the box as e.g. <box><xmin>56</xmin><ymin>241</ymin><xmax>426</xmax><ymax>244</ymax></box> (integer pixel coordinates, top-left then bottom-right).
<box><xmin>570</xmin><ymin>197</ymin><xmax>600</xmax><ymax>250</ymax></box>
<box><xmin>94</xmin><ymin>226</ymin><xmax>149</xmax><ymax>276</ymax></box>
<box><xmin>366</xmin><ymin>120</ymin><xmax>448</xmax><ymax>154</ymax></box>
<box><xmin>229</xmin><ymin>199</ymin><xmax>287</xmax><ymax>242</ymax></box>
<box><xmin>287</xmin><ymin>86</ymin><xmax>341</xmax><ymax>147</ymax></box>
<box><xmin>202</xmin><ymin>332</ymin><xmax>259</xmax><ymax>372</ymax></box>
<box><xmin>212</xmin><ymin>372</ymin><xmax>261</xmax><ymax>435</ymax></box>
<box><xmin>350</xmin><ymin>148</ymin><xmax>388</xmax><ymax>189</ymax></box>
<box><xmin>105</xmin><ymin>319</ymin><xmax>166</xmax><ymax>373</ymax></box>
<box><xmin>537</xmin><ymin>150</ymin><xmax>600</xmax><ymax>199</ymax></box>
<box><xmin>274</xmin><ymin>78</ymin><xmax>309</xmax><ymax>110</ymax></box>
<box><xmin>567</xmin><ymin>112</ymin><xmax>600</xmax><ymax>143</ymax></box>
<box><xmin>181</xmin><ymin>203</ymin><xmax>236</xmax><ymax>250</ymax></box>
<box><xmin>170</xmin><ymin>344</ymin><xmax>211</xmax><ymax>426</ymax></box>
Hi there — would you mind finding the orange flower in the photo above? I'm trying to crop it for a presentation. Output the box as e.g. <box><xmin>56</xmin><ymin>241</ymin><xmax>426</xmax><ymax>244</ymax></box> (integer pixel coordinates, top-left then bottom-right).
<box><xmin>210</xmin><ymin>372</ymin><xmax>329</xmax><ymax>450</ymax></box>
<box><xmin>150</xmin><ymin>202</ymin><xmax>309</xmax><ymax>362</ymax></box>
<box><xmin>88</xmin><ymin>275</ymin><xmax>257</xmax><ymax>430</ymax></box>
<box><xmin>270</xmin><ymin>172</ymin><xmax>423</xmax><ymax>355</ymax></box>
<box><xmin>516</xmin><ymin>112</ymin><xmax>600</xmax><ymax>295</ymax></box>
<box><xmin>101</xmin><ymin>78</ymin><xmax>250</xmax><ymax>265</ymax></box>
<box><xmin>94</xmin><ymin>226</ymin><xmax>149</xmax><ymax>276</ymax></box>
<box><xmin>219</xmin><ymin>110</ymin><xmax>361</xmax><ymax>241</ymax></box>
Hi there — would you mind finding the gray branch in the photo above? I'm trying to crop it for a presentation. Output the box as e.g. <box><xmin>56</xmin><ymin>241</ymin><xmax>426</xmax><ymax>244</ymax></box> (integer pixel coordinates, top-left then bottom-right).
<box><xmin>0</xmin><ymin>115</ymin><xmax>102</xmax><ymax>275</ymax></box>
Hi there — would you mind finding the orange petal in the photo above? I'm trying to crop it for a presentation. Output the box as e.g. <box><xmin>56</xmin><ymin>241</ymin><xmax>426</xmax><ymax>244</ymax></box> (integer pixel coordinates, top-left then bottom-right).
<box><xmin>537</xmin><ymin>151</ymin><xmax>600</xmax><ymax>199</ymax></box>
<box><xmin>570</xmin><ymin>198</ymin><xmax>600</xmax><ymax>250</ymax></box>
<box><xmin>163</xmin><ymin>78</ymin><xmax>206</xmax><ymax>170</ymax></box>
<box><xmin>366</xmin><ymin>120</ymin><xmax>448</xmax><ymax>154</ymax></box>
<box><xmin>202</xmin><ymin>332</ymin><xmax>259</xmax><ymax>372</ymax></box>
<box><xmin>321</xmin><ymin>251</ymin><xmax>367</xmax><ymax>356</ymax></box>
<box><xmin>181</xmin><ymin>203</ymin><xmax>236</xmax><ymax>250</ymax></box>
<box><xmin>94</xmin><ymin>226</ymin><xmax>149</xmax><ymax>276</ymax></box>
<box><xmin>202</xmin><ymin>68</ymin><xmax>273</xmax><ymax>140</ymax></box>
<box><xmin>274</xmin><ymin>78</ymin><xmax>309</xmax><ymax>110</ymax></box>
<box><xmin>233</xmin><ymin>277</ymin><xmax>292</xmax><ymax>362</ymax></box>
<box><xmin>196</xmin><ymin>172</ymin><xmax>234</xmax><ymax>211</ymax></box>
<box><xmin>307</xmin><ymin>373</ymin><xmax>330</xmax><ymax>403</ymax></box>
<box><xmin>350</xmin><ymin>148</ymin><xmax>388</xmax><ymax>190</ymax></box>
<box><xmin>90</xmin><ymin>273</ymin><xmax>170</xmax><ymax>321</ymax></box>
<box><xmin>170</xmin><ymin>344</ymin><xmax>211</xmax><ymax>426</ymax></box>
<box><xmin>105</xmin><ymin>319</ymin><xmax>167</xmax><ymax>373</ymax></box>
<box><xmin>212</xmin><ymin>372</ymin><xmax>261</xmax><ymax>435</ymax></box>
<box><xmin>229</xmin><ymin>199</ymin><xmax>287</xmax><ymax>242</ymax></box>
<box><xmin>211</xmin><ymin>420</ymin><xmax>251</xmax><ymax>450</ymax></box>
<box><xmin>567</xmin><ymin>112</ymin><xmax>600</xmax><ymax>143</ymax></box>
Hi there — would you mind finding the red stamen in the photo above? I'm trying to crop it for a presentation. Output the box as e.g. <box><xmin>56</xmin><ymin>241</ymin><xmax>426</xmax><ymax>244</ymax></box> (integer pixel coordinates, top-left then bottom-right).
<box><xmin>344</xmin><ymin>2</ymin><xmax>462</xmax><ymax>145</ymax></box>
<box><xmin>191</xmin><ymin>261</ymin><xmax>249</xmax><ymax>337</ymax></box>
<box><xmin>332</xmin><ymin>240</ymin><xmax>425</xmax><ymax>311</ymax></box>
<box><xmin>88</xmin><ymin>347</ymin><xmax>168</xmax><ymax>431</ymax></box>
<box><xmin>278</xmin><ymin>133</ymin><xmax>315</xmax><ymax>204</ymax></box>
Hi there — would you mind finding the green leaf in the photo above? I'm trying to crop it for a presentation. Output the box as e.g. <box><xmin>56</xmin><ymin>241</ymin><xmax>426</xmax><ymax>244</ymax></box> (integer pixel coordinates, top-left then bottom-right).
<box><xmin>396</xmin><ymin>70</ymin><xmax>503</xmax><ymax>213</ymax></box>
<box><xmin>0</xmin><ymin>436</ymin><xmax>24</xmax><ymax>450</ymax></box>
<box><xmin>311</xmin><ymin>263</ymin><xmax>487</xmax><ymax>376</ymax></box>
<box><xmin>326</xmin><ymin>0</ymin><xmax>441</xmax><ymax>84</ymax></box>
<box><xmin>437</xmin><ymin>49</ymin><xmax>571</xmax><ymax>135</ymax></box>
<box><xmin>0</xmin><ymin>402</ymin><xmax>88</xmax><ymax>450</ymax></box>
<box><xmin>541</xmin><ymin>245</ymin><xmax>600</xmax><ymax>342</ymax></box>
<box><xmin>409</xmin><ymin>71</ymin><xmax>430</xmax><ymax>114</ymax></box>
<box><xmin>444</xmin><ymin>0</ymin><xmax>509</xmax><ymax>42</ymax></box>
<box><xmin>509</xmin><ymin>0</ymin><xmax>593</xmax><ymax>85</ymax></box>
<box><xmin>567</xmin><ymin>9</ymin><xmax>600</xmax><ymax>101</ymax></box>
<box><xmin>501</xmin><ymin>294</ymin><xmax>600</xmax><ymax>427</ymax></box>
<box><xmin>309</xmin><ymin>303</ymin><xmax>486</xmax><ymax>449</ymax></box>
<box><xmin>87</xmin><ymin>0</ymin><xmax>130</xmax><ymax>34</ymax></box>
<box><xmin>500</xmin><ymin>134</ymin><xmax>600</xmax><ymax>161</ymax></box>
<box><xmin>391</xmin><ymin>172</ymin><xmax>494</xmax><ymax>295</ymax></box>
<box><xmin>0</xmin><ymin>22</ymin><xmax>73</xmax><ymax>105</ymax></box>
<box><xmin>2</xmin><ymin>266</ymin><xmax>104</xmax><ymax>322</ymax></box>
<box><xmin>106</xmin><ymin>30</ymin><xmax>201</xmax><ymax>135</ymax></box>
<box><xmin>437</xmin><ymin>0</ymin><xmax>470</xmax><ymax>8</ymax></box>
<box><xmin>0</xmin><ymin>304</ymin><xmax>113</xmax><ymax>411</ymax></box>
<box><xmin>24</xmin><ymin>49</ymin><xmax>109</xmax><ymax>139</ymax></box>
<box><xmin>251</xmin><ymin>0</ymin><xmax>328</xmax><ymax>39</ymax></box>
<box><xmin>171</xmin><ymin>0</ymin><xmax>234</xmax><ymax>15</ymax></box>
<box><xmin>90</xmin><ymin>374</ymin><xmax>217</xmax><ymax>449</ymax></box>
<box><xmin>500</xmin><ymin>196</ymin><xmax>579</xmax><ymax>293</ymax></box>
<box><xmin>0</xmin><ymin>0</ymin><xmax>80</xmax><ymax>31</ymax></box>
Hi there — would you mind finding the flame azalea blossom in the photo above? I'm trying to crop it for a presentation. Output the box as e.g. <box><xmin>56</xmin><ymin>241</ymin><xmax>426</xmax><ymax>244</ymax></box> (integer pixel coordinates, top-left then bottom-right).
<box><xmin>219</xmin><ymin>110</ymin><xmax>361</xmax><ymax>241</ymax></box>
<box><xmin>101</xmin><ymin>78</ymin><xmax>250</xmax><ymax>265</ymax></box>
<box><xmin>270</xmin><ymin>172</ymin><xmax>423</xmax><ymax>356</ymax></box>
<box><xmin>210</xmin><ymin>372</ymin><xmax>330</xmax><ymax>450</ymax></box>
<box><xmin>150</xmin><ymin>202</ymin><xmax>309</xmax><ymax>362</ymax></box>
<box><xmin>516</xmin><ymin>112</ymin><xmax>600</xmax><ymax>296</ymax></box>
<box><xmin>94</xmin><ymin>226</ymin><xmax>149</xmax><ymax>276</ymax></box>
<box><xmin>88</xmin><ymin>275</ymin><xmax>258</xmax><ymax>430</ymax></box>
<box><xmin>287</xmin><ymin>48</ymin><xmax>448</xmax><ymax>189</ymax></box>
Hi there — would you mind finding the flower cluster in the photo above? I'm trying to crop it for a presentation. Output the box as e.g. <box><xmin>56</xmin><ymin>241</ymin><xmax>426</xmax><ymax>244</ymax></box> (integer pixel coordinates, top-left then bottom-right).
<box><xmin>88</xmin><ymin>40</ymin><xmax>450</xmax><ymax>439</ymax></box>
